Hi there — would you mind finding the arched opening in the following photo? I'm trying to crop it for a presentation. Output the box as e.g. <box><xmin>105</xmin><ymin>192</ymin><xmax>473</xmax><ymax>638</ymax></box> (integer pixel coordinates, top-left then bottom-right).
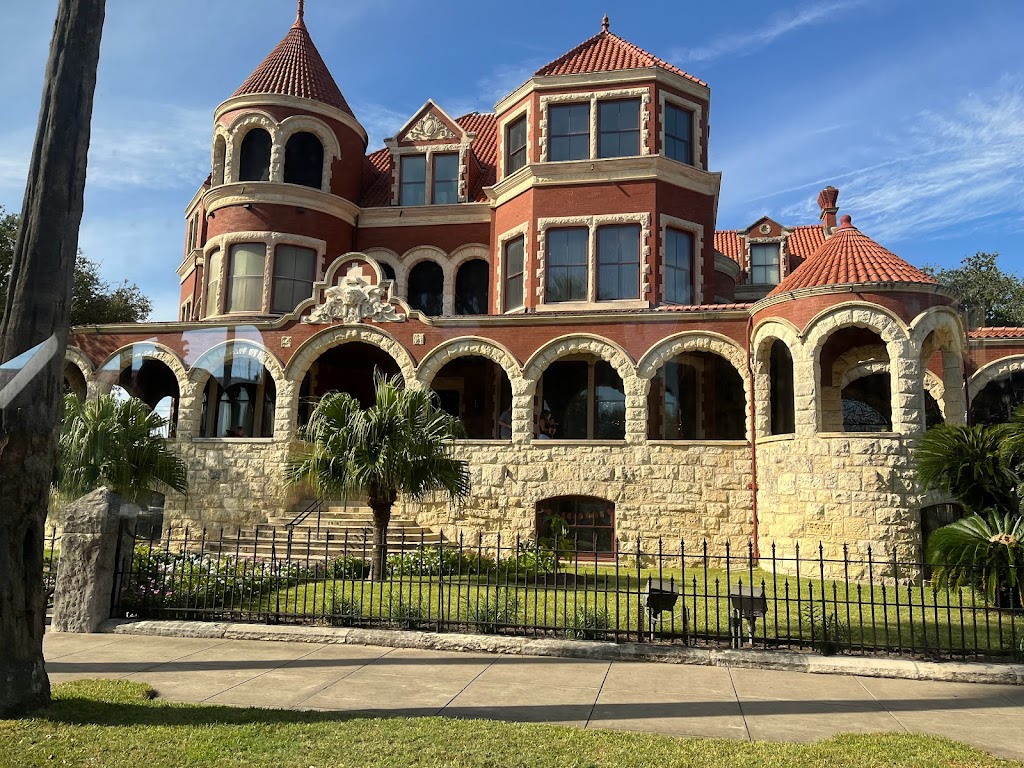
<box><xmin>212</xmin><ymin>135</ymin><xmax>226</xmax><ymax>186</ymax></box>
<box><xmin>536</xmin><ymin>496</ymin><xmax>615</xmax><ymax>555</ymax></box>
<box><xmin>454</xmin><ymin>259</ymin><xmax>490</xmax><ymax>316</ymax></box>
<box><xmin>971</xmin><ymin>370</ymin><xmax>1024</xmax><ymax>425</ymax></box>
<box><xmin>769</xmin><ymin>340</ymin><xmax>795</xmax><ymax>435</ymax></box>
<box><xmin>284</xmin><ymin>131</ymin><xmax>324</xmax><ymax>189</ymax></box>
<box><xmin>925</xmin><ymin>390</ymin><xmax>944</xmax><ymax>429</ymax></box>
<box><xmin>407</xmin><ymin>261</ymin><xmax>444</xmax><ymax>316</ymax></box>
<box><xmin>538</xmin><ymin>355</ymin><xmax>625</xmax><ymax>440</ymax></box>
<box><xmin>429</xmin><ymin>355</ymin><xmax>512</xmax><ymax>440</ymax></box>
<box><xmin>379</xmin><ymin>262</ymin><xmax>397</xmax><ymax>283</ymax></box>
<box><xmin>99</xmin><ymin>353</ymin><xmax>181</xmax><ymax>438</ymax></box>
<box><xmin>298</xmin><ymin>342</ymin><xmax>402</xmax><ymax>426</ymax></box>
<box><xmin>819</xmin><ymin>327</ymin><xmax>890</xmax><ymax>433</ymax></box>
<box><xmin>648</xmin><ymin>352</ymin><xmax>745</xmax><ymax>440</ymax></box>
<box><xmin>238</xmin><ymin>128</ymin><xmax>272</xmax><ymax>182</ymax></box>
<box><xmin>920</xmin><ymin>326</ymin><xmax>964</xmax><ymax>428</ymax></box>
<box><xmin>63</xmin><ymin>362</ymin><xmax>87</xmax><ymax>402</ymax></box>
<box><xmin>199</xmin><ymin>355</ymin><xmax>276</xmax><ymax>438</ymax></box>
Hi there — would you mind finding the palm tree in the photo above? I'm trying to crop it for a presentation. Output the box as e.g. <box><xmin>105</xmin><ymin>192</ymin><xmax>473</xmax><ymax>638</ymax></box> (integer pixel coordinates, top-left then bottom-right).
<box><xmin>286</xmin><ymin>375</ymin><xmax>470</xmax><ymax>581</ymax></box>
<box><xmin>55</xmin><ymin>394</ymin><xmax>187</xmax><ymax>505</ymax></box>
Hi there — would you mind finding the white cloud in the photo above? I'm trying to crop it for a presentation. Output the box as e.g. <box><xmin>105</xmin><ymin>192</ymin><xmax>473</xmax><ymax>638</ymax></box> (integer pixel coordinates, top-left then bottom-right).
<box><xmin>351</xmin><ymin>101</ymin><xmax>409</xmax><ymax>152</ymax></box>
<box><xmin>673</xmin><ymin>0</ymin><xmax>868</xmax><ymax>65</ymax></box>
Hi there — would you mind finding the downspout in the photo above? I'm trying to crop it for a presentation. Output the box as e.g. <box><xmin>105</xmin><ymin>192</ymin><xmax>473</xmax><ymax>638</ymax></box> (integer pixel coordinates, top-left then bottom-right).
<box><xmin>746</xmin><ymin>314</ymin><xmax>760</xmax><ymax>561</ymax></box>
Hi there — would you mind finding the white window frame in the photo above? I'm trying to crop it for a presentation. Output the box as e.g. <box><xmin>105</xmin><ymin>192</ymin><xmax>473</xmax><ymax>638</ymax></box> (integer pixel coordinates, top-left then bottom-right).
<box><xmin>538</xmin><ymin>88</ymin><xmax>652</xmax><ymax>162</ymax></box>
<box><xmin>498</xmin><ymin>103</ymin><xmax>531</xmax><ymax>179</ymax></box>
<box><xmin>496</xmin><ymin>222</ymin><xmax>530</xmax><ymax>314</ymax></box>
<box><xmin>658</xmin><ymin>91</ymin><xmax>704</xmax><ymax>170</ymax></box>
<box><xmin>390</xmin><ymin>144</ymin><xmax>469</xmax><ymax>206</ymax></box>
<box><xmin>745</xmin><ymin>238</ymin><xmax>786</xmax><ymax>286</ymax></box>
<box><xmin>535</xmin><ymin>212</ymin><xmax>651</xmax><ymax>310</ymax></box>
<box><xmin>659</xmin><ymin>214</ymin><xmax>704</xmax><ymax>305</ymax></box>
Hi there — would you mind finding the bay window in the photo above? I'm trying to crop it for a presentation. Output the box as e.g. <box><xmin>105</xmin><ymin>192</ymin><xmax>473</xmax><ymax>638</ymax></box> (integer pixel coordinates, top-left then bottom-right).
<box><xmin>664</xmin><ymin>228</ymin><xmax>693</xmax><ymax>304</ymax></box>
<box><xmin>596</xmin><ymin>224</ymin><xmax>640</xmax><ymax>300</ymax></box>
<box><xmin>272</xmin><ymin>245</ymin><xmax>316</xmax><ymax>314</ymax></box>
<box><xmin>226</xmin><ymin>243</ymin><xmax>266</xmax><ymax>313</ymax></box>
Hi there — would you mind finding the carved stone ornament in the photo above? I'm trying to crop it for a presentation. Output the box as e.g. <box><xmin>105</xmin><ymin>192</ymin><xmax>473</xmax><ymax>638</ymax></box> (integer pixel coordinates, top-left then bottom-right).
<box><xmin>405</xmin><ymin>113</ymin><xmax>456</xmax><ymax>142</ymax></box>
<box><xmin>303</xmin><ymin>265</ymin><xmax>406</xmax><ymax>325</ymax></box>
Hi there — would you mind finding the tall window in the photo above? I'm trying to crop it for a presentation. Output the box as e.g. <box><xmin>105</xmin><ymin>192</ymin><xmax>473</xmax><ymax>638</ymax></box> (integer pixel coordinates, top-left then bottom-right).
<box><xmin>272</xmin><ymin>245</ymin><xmax>316</xmax><ymax>314</ymax></box>
<box><xmin>598</xmin><ymin>99</ymin><xmax>640</xmax><ymax>158</ymax></box>
<box><xmin>432</xmin><ymin>153</ymin><xmax>459</xmax><ymax>204</ymax></box>
<box><xmin>749</xmin><ymin>243</ymin><xmax>781</xmax><ymax>285</ymax></box>
<box><xmin>238</xmin><ymin>129</ymin><xmax>271</xmax><ymax>182</ymax></box>
<box><xmin>284</xmin><ymin>132</ymin><xmax>324</xmax><ymax>189</ymax></box>
<box><xmin>400</xmin><ymin>155</ymin><xmax>426</xmax><ymax>206</ymax></box>
<box><xmin>505</xmin><ymin>115</ymin><xmax>527</xmax><ymax>175</ymax></box>
<box><xmin>503</xmin><ymin>236</ymin><xmax>525</xmax><ymax>311</ymax></box>
<box><xmin>226</xmin><ymin>243</ymin><xmax>266</xmax><ymax>313</ymax></box>
<box><xmin>546</xmin><ymin>228</ymin><xmax>588</xmax><ymax>302</ymax></box>
<box><xmin>664</xmin><ymin>229</ymin><xmax>693</xmax><ymax>304</ymax></box>
<box><xmin>549</xmin><ymin>103</ymin><xmax>590</xmax><ymax>161</ymax></box>
<box><xmin>455</xmin><ymin>259</ymin><xmax>489</xmax><ymax>315</ymax></box>
<box><xmin>664</xmin><ymin>103</ymin><xmax>693</xmax><ymax>165</ymax></box>
<box><xmin>204</xmin><ymin>248</ymin><xmax>222</xmax><ymax>317</ymax></box>
<box><xmin>200</xmin><ymin>356</ymin><xmax>276</xmax><ymax>438</ymax></box>
<box><xmin>540</xmin><ymin>358</ymin><xmax>625</xmax><ymax>440</ymax></box>
<box><xmin>408</xmin><ymin>260</ymin><xmax>443</xmax><ymax>315</ymax></box>
<box><xmin>597</xmin><ymin>225</ymin><xmax>640</xmax><ymax>300</ymax></box>
<box><xmin>769</xmin><ymin>340</ymin><xmax>795</xmax><ymax>435</ymax></box>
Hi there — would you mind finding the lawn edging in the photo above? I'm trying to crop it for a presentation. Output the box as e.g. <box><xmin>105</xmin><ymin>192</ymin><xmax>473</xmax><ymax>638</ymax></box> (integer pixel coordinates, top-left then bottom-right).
<box><xmin>96</xmin><ymin>619</ymin><xmax>1024</xmax><ymax>686</ymax></box>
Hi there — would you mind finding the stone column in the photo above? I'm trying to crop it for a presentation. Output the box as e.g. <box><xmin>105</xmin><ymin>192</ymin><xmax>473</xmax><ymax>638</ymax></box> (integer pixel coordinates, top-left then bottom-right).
<box><xmin>51</xmin><ymin>488</ymin><xmax>138</xmax><ymax>633</ymax></box>
<box><xmin>624</xmin><ymin>375</ymin><xmax>649</xmax><ymax>445</ymax></box>
<box><xmin>511</xmin><ymin>379</ymin><xmax>533</xmax><ymax>444</ymax></box>
<box><xmin>892</xmin><ymin>340</ymin><xmax>923</xmax><ymax>435</ymax></box>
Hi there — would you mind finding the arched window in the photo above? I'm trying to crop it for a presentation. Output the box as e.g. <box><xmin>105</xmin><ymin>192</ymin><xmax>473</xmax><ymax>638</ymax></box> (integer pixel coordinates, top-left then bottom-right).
<box><xmin>238</xmin><ymin>128</ymin><xmax>271</xmax><ymax>182</ymax></box>
<box><xmin>379</xmin><ymin>262</ymin><xmax>397</xmax><ymax>282</ymax></box>
<box><xmin>536</xmin><ymin>496</ymin><xmax>615</xmax><ymax>555</ymax></box>
<box><xmin>284</xmin><ymin>132</ymin><xmax>324</xmax><ymax>189</ymax></box>
<box><xmin>769</xmin><ymin>340</ymin><xmax>795</xmax><ymax>435</ymax></box>
<box><xmin>297</xmin><ymin>342</ymin><xmax>401</xmax><ymax>426</ymax></box>
<box><xmin>200</xmin><ymin>356</ymin><xmax>276</xmax><ymax>438</ymax></box>
<box><xmin>842</xmin><ymin>373</ymin><xmax>892</xmax><ymax>432</ymax></box>
<box><xmin>818</xmin><ymin>327</ymin><xmax>891</xmax><ymax>433</ymax></box>
<box><xmin>408</xmin><ymin>261</ymin><xmax>444</xmax><ymax>316</ymax></box>
<box><xmin>429</xmin><ymin>355</ymin><xmax>512</xmax><ymax>439</ymax></box>
<box><xmin>539</xmin><ymin>356</ymin><xmax>625</xmax><ymax>440</ymax></box>
<box><xmin>647</xmin><ymin>352</ymin><xmax>745</xmax><ymax>440</ymax></box>
<box><xmin>971</xmin><ymin>370</ymin><xmax>1024</xmax><ymax>425</ymax></box>
<box><xmin>455</xmin><ymin>259</ymin><xmax>489</xmax><ymax>316</ymax></box>
<box><xmin>99</xmin><ymin>353</ymin><xmax>181</xmax><ymax>438</ymax></box>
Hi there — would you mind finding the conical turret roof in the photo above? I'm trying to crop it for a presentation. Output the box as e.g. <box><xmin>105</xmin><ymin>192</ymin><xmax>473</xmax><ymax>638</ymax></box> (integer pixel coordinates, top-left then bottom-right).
<box><xmin>231</xmin><ymin>3</ymin><xmax>353</xmax><ymax>117</ymax></box>
<box><xmin>768</xmin><ymin>215</ymin><xmax>938</xmax><ymax>295</ymax></box>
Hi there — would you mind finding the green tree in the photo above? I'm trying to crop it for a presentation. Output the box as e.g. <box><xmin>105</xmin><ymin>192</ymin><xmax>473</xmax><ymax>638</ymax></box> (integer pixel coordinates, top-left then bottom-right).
<box><xmin>924</xmin><ymin>252</ymin><xmax>1024</xmax><ymax>327</ymax></box>
<box><xmin>0</xmin><ymin>206</ymin><xmax>151</xmax><ymax>326</ymax></box>
<box><xmin>286</xmin><ymin>375</ymin><xmax>470</xmax><ymax>581</ymax></box>
<box><xmin>55</xmin><ymin>394</ymin><xmax>187</xmax><ymax>505</ymax></box>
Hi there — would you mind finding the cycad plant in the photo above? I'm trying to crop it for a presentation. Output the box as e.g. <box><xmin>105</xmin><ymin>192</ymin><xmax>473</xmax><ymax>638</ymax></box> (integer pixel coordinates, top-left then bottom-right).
<box><xmin>915</xmin><ymin>423</ymin><xmax>1018</xmax><ymax>515</ymax></box>
<box><xmin>926</xmin><ymin>512</ymin><xmax>1023</xmax><ymax>607</ymax></box>
<box><xmin>286</xmin><ymin>374</ymin><xmax>470</xmax><ymax>581</ymax></box>
<box><xmin>55</xmin><ymin>393</ymin><xmax>188</xmax><ymax>505</ymax></box>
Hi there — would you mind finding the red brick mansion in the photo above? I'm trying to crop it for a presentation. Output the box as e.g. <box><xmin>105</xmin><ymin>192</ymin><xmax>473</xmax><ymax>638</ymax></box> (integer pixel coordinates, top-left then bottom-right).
<box><xmin>65</xmin><ymin>3</ymin><xmax>1024</xmax><ymax>562</ymax></box>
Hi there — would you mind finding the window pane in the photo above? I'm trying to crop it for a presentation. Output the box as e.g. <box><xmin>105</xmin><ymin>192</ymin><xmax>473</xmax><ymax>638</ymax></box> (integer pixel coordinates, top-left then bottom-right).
<box><xmin>665</xmin><ymin>104</ymin><xmax>693</xmax><ymax>165</ymax></box>
<box><xmin>272</xmin><ymin>245</ymin><xmax>316</xmax><ymax>314</ymax></box>
<box><xmin>598</xmin><ymin>100</ymin><xmax>640</xmax><ymax>158</ymax></box>
<box><xmin>504</xmin><ymin>236</ymin><xmax>525</xmax><ymax>311</ymax></box>
<box><xmin>596</xmin><ymin>225</ymin><xmax>639</xmax><ymax>300</ymax></box>
<box><xmin>549</xmin><ymin>104</ymin><xmax>590</xmax><ymax>161</ymax></box>
<box><xmin>664</xmin><ymin>229</ymin><xmax>693</xmax><ymax>304</ymax></box>
<box><xmin>432</xmin><ymin>153</ymin><xmax>459</xmax><ymax>204</ymax></box>
<box><xmin>506</xmin><ymin>116</ymin><xmax>528</xmax><ymax>175</ymax></box>
<box><xmin>227</xmin><ymin>243</ymin><xmax>266</xmax><ymax>313</ymax></box>
<box><xmin>749</xmin><ymin>243</ymin><xmax>780</xmax><ymax>284</ymax></box>
<box><xmin>594</xmin><ymin>361</ymin><xmax>626</xmax><ymax>439</ymax></box>
<box><xmin>205</xmin><ymin>248</ymin><xmax>222</xmax><ymax>316</ymax></box>
<box><xmin>546</xmin><ymin>228</ymin><xmax>588</xmax><ymax>302</ymax></box>
<box><xmin>400</xmin><ymin>155</ymin><xmax>426</xmax><ymax>206</ymax></box>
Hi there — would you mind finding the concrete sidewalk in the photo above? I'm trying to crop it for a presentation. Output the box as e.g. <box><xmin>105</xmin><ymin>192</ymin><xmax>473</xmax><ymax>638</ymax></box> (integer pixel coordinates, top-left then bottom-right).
<box><xmin>44</xmin><ymin>631</ymin><xmax>1024</xmax><ymax>761</ymax></box>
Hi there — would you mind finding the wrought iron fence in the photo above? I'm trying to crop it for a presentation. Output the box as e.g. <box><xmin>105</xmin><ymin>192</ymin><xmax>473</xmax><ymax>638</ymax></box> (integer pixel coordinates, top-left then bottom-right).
<box><xmin>107</xmin><ymin>526</ymin><xmax>1024</xmax><ymax>662</ymax></box>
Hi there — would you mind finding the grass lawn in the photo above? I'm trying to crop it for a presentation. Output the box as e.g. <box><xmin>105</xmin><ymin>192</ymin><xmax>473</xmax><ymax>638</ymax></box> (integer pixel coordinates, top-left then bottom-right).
<box><xmin>0</xmin><ymin>680</ymin><xmax>1019</xmax><ymax>768</ymax></box>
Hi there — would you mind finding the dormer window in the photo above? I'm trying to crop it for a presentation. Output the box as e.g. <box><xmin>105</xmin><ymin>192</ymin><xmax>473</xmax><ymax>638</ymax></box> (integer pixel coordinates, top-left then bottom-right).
<box><xmin>431</xmin><ymin>153</ymin><xmax>459</xmax><ymax>204</ymax></box>
<box><xmin>505</xmin><ymin>116</ymin><xmax>528</xmax><ymax>175</ymax></box>
<box><xmin>598</xmin><ymin>100</ymin><xmax>640</xmax><ymax>159</ymax></box>
<box><xmin>400</xmin><ymin>155</ymin><xmax>426</xmax><ymax>206</ymax></box>
<box><xmin>664</xmin><ymin>103</ymin><xmax>693</xmax><ymax>165</ymax></box>
<box><xmin>749</xmin><ymin>242</ymin><xmax>781</xmax><ymax>285</ymax></box>
<box><xmin>549</xmin><ymin>104</ymin><xmax>590</xmax><ymax>161</ymax></box>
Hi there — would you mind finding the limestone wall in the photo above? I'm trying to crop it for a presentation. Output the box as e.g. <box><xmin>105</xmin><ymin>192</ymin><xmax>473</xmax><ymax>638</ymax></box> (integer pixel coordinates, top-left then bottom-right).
<box><xmin>756</xmin><ymin>433</ymin><xmax>922</xmax><ymax>579</ymax></box>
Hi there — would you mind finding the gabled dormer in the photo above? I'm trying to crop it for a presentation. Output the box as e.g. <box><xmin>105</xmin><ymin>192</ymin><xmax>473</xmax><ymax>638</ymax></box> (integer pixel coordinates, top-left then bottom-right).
<box><xmin>733</xmin><ymin>216</ymin><xmax>792</xmax><ymax>301</ymax></box>
<box><xmin>384</xmin><ymin>100</ymin><xmax>479</xmax><ymax>206</ymax></box>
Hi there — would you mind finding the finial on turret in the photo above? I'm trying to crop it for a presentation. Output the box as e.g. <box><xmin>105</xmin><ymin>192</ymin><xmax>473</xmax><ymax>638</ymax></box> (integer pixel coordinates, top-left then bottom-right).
<box><xmin>295</xmin><ymin>0</ymin><xmax>305</xmax><ymax>28</ymax></box>
<box><xmin>602</xmin><ymin>14</ymin><xmax>610</xmax><ymax>32</ymax></box>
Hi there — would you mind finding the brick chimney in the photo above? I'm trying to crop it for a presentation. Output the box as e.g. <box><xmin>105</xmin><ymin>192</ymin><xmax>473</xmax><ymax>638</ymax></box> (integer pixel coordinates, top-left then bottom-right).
<box><xmin>817</xmin><ymin>185</ymin><xmax>839</xmax><ymax>236</ymax></box>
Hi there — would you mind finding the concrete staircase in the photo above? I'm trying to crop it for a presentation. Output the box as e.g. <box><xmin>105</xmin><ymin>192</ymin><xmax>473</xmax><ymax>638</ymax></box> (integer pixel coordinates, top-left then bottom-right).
<box><xmin>205</xmin><ymin>500</ymin><xmax>444</xmax><ymax>560</ymax></box>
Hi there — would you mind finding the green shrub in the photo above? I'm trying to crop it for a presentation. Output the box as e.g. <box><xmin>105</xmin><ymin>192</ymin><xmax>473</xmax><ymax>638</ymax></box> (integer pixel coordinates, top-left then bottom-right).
<box><xmin>802</xmin><ymin>602</ymin><xmax>849</xmax><ymax>656</ymax></box>
<box><xmin>390</xmin><ymin>597</ymin><xmax>428</xmax><ymax>630</ymax></box>
<box><xmin>329</xmin><ymin>555</ymin><xmax>370</xmax><ymax>580</ymax></box>
<box><xmin>466</xmin><ymin>588</ymin><xmax>521</xmax><ymax>633</ymax></box>
<box><xmin>326</xmin><ymin>589</ymin><xmax>361</xmax><ymax>627</ymax></box>
<box><xmin>387</xmin><ymin>546</ymin><xmax>497</xmax><ymax>577</ymax></box>
<box><xmin>501</xmin><ymin>543</ymin><xmax>556</xmax><ymax>577</ymax></box>
<box><xmin>564</xmin><ymin>607</ymin><xmax>611</xmax><ymax>641</ymax></box>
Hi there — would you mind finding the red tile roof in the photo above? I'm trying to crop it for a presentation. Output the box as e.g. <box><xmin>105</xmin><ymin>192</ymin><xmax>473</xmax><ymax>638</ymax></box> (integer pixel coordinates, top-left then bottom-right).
<box><xmin>657</xmin><ymin>303</ymin><xmax>753</xmax><ymax>312</ymax></box>
<box><xmin>534</xmin><ymin>25</ymin><xmax>706</xmax><ymax>86</ymax></box>
<box><xmin>714</xmin><ymin>225</ymin><xmax>825</xmax><ymax>269</ymax></box>
<box><xmin>232</xmin><ymin>16</ymin><xmax>354</xmax><ymax>117</ymax></box>
<box><xmin>768</xmin><ymin>216</ymin><xmax>938</xmax><ymax>296</ymax></box>
<box><xmin>359</xmin><ymin>113</ymin><xmax>498</xmax><ymax>207</ymax></box>
<box><xmin>969</xmin><ymin>327</ymin><xmax>1024</xmax><ymax>339</ymax></box>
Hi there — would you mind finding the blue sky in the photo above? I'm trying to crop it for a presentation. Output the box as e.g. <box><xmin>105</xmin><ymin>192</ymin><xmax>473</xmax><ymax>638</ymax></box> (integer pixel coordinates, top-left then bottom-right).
<box><xmin>1</xmin><ymin>0</ymin><xmax>1022</xmax><ymax>321</ymax></box>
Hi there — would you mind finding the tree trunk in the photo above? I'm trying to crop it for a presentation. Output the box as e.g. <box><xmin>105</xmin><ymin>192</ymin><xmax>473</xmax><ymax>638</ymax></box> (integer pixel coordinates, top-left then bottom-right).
<box><xmin>0</xmin><ymin>0</ymin><xmax>105</xmax><ymax>717</ymax></box>
<box><xmin>369</xmin><ymin>502</ymin><xmax>392</xmax><ymax>583</ymax></box>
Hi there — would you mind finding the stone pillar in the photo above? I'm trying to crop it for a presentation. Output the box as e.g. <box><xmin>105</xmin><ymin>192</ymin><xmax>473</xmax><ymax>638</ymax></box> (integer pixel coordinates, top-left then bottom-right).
<box><xmin>511</xmin><ymin>379</ymin><xmax>533</xmax><ymax>444</ymax></box>
<box><xmin>892</xmin><ymin>340</ymin><xmax>923</xmax><ymax>435</ymax></box>
<box><xmin>624</xmin><ymin>375</ymin><xmax>648</xmax><ymax>445</ymax></box>
<box><xmin>51</xmin><ymin>488</ymin><xmax>138</xmax><ymax>633</ymax></box>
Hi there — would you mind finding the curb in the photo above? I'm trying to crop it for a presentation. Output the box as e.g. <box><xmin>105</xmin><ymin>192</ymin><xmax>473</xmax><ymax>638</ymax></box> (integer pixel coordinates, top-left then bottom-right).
<box><xmin>97</xmin><ymin>619</ymin><xmax>1024</xmax><ymax>686</ymax></box>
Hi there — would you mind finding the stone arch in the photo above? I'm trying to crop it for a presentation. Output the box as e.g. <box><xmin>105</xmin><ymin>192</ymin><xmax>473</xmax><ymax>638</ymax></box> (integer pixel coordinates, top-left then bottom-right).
<box><xmin>417</xmin><ymin>337</ymin><xmax>523</xmax><ymax>391</ymax></box>
<box><xmin>285</xmin><ymin>325</ymin><xmax>416</xmax><ymax>387</ymax></box>
<box><xmin>911</xmin><ymin>307</ymin><xmax>966</xmax><ymax>426</ymax></box>
<box><xmin>363</xmin><ymin>248</ymin><xmax>403</xmax><ymax>291</ymax></box>
<box><xmin>279</xmin><ymin>114</ymin><xmax>340</xmax><ymax>192</ymax></box>
<box><xmin>450</xmin><ymin>243</ymin><xmax>491</xmax><ymax>317</ymax></box>
<box><xmin>750</xmin><ymin>319</ymin><xmax>804</xmax><ymax>437</ymax></box>
<box><xmin>226</xmin><ymin>111</ymin><xmax>280</xmax><ymax>184</ymax></box>
<box><xmin>94</xmin><ymin>342</ymin><xmax>190</xmax><ymax>399</ymax></box>
<box><xmin>64</xmin><ymin>346</ymin><xmax>94</xmax><ymax>382</ymax></box>
<box><xmin>803</xmin><ymin>302</ymin><xmax>915</xmax><ymax>433</ymax></box>
<box><xmin>402</xmin><ymin>245</ymin><xmax>451</xmax><ymax>315</ymax></box>
<box><xmin>637</xmin><ymin>331</ymin><xmax>750</xmax><ymax>441</ymax></box>
<box><xmin>64</xmin><ymin>347</ymin><xmax>93</xmax><ymax>401</ymax></box>
<box><xmin>969</xmin><ymin>355</ymin><xmax>1024</xmax><ymax>402</ymax></box>
<box><xmin>449</xmin><ymin>243</ymin><xmax>489</xmax><ymax>270</ymax></box>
